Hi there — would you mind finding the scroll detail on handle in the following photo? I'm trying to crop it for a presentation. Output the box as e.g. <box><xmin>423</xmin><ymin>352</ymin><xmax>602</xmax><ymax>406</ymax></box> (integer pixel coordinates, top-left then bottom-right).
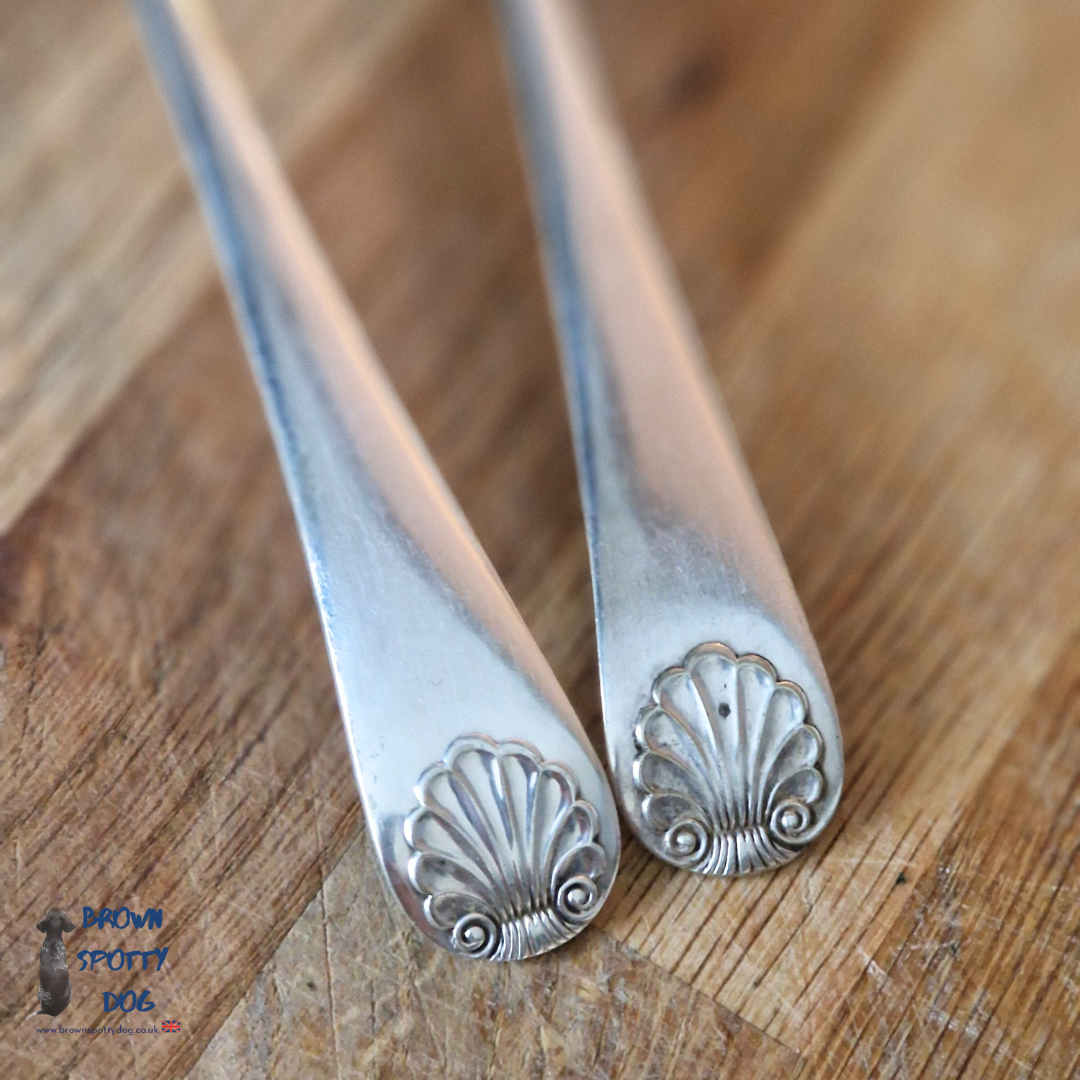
<box><xmin>405</xmin><ymin>735</ymin><xmax>608</xmax><ymax>961</ymax></box>
<box><xmin>633</xmin><ymin>643</ymin><xmax>826</xmax><ymax>876</ymax></box>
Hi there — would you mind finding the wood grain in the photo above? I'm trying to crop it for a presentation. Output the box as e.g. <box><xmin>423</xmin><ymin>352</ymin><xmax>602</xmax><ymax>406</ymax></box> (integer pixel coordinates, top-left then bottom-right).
<box><xmin>598</xmin><ymin>0</ymin><xmax>1080</xmax><ymax>1059</ymax></box>
<box><xmin>0</xmin><ymin>0</ymin><xmax>414</xmax><ymax>537</ymax></box>
<box><xmin>189</xmin><ymin>829</ymin><xmax>798</xmax><ymax>1080</ymax></box>
<box><xmin>0</xmin><ymin>286</ymin><xmax>359</xmax><ymax>1080</ymax></box>
<box><xmin>2</xmin><ymin>0</ymin><xmax>1080</xmax><ymax>1075</ymax></box>
<box><xmin>804</xmin><ymin>631</ymin><xmax>1080</xmax><ymax>1077</ymax></box>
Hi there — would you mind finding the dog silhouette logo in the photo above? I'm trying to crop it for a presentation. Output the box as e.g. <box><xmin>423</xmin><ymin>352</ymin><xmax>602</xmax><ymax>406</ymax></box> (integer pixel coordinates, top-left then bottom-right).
<box><xmin>29</xmin><ymin>908</ymin><xmax>76</xmax><ymax>1019</ymax></box>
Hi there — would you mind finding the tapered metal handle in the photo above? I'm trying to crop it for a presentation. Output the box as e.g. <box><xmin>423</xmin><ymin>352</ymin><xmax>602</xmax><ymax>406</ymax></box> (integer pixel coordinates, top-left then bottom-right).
<box><xmin>494</xmin><ymin>0</ymin><xmax>842</xmax><ymax>875</ymax></box>
<box><xmin>128</xmin><ymin>0</ymin><xmax>619</xmax><ymax>958</ymax></box>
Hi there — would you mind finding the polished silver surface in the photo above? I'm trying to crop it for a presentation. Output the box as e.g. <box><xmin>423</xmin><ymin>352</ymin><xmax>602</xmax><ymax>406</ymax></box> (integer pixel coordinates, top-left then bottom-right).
<box><xmin>493</xmin><ymin>0</ymin><xmax>843</xmax><ymax>873</ymax></box>
<box><xmin>405</xmin><ymin>734</ymin><xmax>609</xmax><ymax>960</ymax></box>
<box><xmin>128</xmin><ymin>0</ymin><xmax>619</xmax><ymax>957</ymax></box>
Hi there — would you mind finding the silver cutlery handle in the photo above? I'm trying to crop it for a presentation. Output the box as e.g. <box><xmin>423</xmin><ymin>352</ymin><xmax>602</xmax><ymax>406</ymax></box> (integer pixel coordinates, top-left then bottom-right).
<box><xmin>494</xmin><ymin>0</ymin><xmax>843</xmax><ymax>873</ymax></box>
<box><xmin>129</xmin><ymin>0</ymin><xmax>619</xmax><ymax>957</ymax></box>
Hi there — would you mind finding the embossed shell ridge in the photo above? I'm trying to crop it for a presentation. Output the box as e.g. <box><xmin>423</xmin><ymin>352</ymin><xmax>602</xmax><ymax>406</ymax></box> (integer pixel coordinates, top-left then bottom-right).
<box><xmin>633</xmin><ymin>642</ymin><xmax>825</xmax><ymax>876</ymax></box>
<box><xmin>405</xmin><ymin>735</ymin><xmax>609</xmax><ymax>961</ymax></box>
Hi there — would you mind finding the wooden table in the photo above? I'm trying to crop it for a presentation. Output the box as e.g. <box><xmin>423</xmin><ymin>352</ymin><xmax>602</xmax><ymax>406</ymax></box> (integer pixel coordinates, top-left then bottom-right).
<box><xmin>3</xmin><ymin>0</ymin><xmax>1080</xmax><ymax>1075</ymax></box>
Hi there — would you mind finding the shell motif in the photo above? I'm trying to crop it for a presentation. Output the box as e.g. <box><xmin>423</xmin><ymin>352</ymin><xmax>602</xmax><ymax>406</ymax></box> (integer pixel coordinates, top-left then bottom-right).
<box><xmin>633</xmin><ymin>643</ymin><xmax>825</xmax><ymax>876</ymax></box>
<box><xmin>404</xmin><ymin>735</ymin><xmax>608</xmax><ymax>961</ymax></box>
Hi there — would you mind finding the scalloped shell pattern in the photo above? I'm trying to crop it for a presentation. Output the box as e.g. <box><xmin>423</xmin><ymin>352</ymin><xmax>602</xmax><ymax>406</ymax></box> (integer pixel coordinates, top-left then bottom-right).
<box><xmin>404</xmin><ymin>735</ymin><xmax>608</xmax><ymax>961</ymax></box>
<box><xmin>633</xmin><ymin>643</ymin><xmax>825</xmax><ymax>876</ymax></box>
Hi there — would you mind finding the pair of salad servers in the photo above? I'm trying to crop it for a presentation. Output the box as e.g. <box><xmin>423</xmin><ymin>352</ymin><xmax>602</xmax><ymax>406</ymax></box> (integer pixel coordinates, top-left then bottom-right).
<box><xmin>128</xmin><ymin>0</ymin><xmax>843</xmax><ymax>962</ymax></box>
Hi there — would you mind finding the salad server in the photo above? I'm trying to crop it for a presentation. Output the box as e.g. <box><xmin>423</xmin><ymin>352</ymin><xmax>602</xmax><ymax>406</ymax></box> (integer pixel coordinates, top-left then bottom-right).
<box><xmin>493</xmin><ymin>0</ymin><xmax>843</xmax><ymax>876</ymax></box>
<box><xmin>128</xmin><ymin>0</ymin><xmax>620</xmax><ymax>958</ymax></box>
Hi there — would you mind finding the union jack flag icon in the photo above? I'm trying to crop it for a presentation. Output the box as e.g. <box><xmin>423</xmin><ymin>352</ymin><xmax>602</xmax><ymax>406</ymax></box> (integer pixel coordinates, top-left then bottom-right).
<box><xmin>162</xmin><ymin>1021</ymin><xmax>180</xmax><ymax>1032</ymax></box>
